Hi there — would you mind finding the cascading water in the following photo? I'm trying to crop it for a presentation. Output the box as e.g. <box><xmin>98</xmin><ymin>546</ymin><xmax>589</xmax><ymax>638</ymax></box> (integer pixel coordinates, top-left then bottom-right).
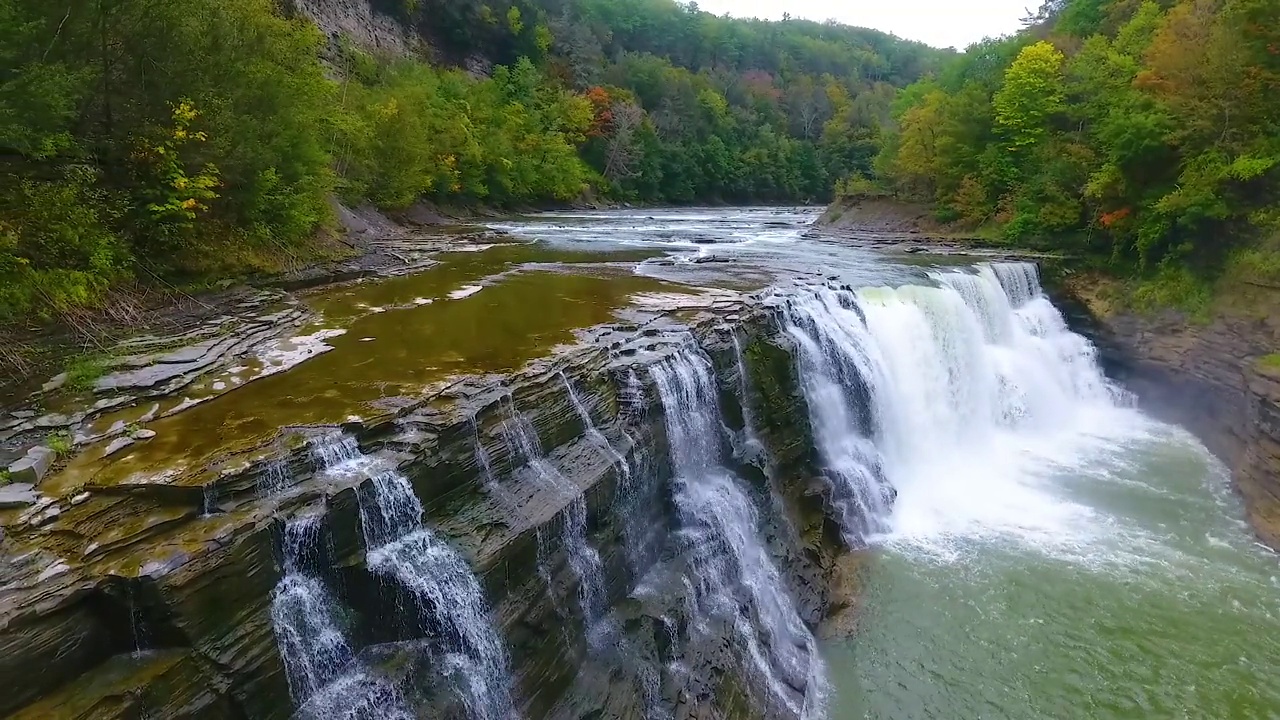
<box><xmin>358</xmin><ymin>470</ymin><xmax>516</xmax><ymax>720</ymax></box>
<box><xmin>311</xmin><ymin>432</ymin><xmax>362</xmax><ymax>468</ymax></box>
<box><xmin>498</xmin><ymin>395</ymin><xmax>608</xmax><ymax>636</ymax></box>
<box><xmin>270</xmin><ymin>514</ymin><xmax>412</xmax><ymax>719</ymax></box>
<box><xmin>271</xmin><ymin>515</ymin><xmax>355</xmax><ymax>703</ymax></box>
<box><xmin>560</xmin><ymin>372</ymin><xmax>630</xmax><ymax>481</ymax></box>
<box><xmin>650</xmin><ymin>344</ymin><xmax>826</xmax><ymax>718</ymax></box>
<box><xmin>781</xmin><ymin>261</ymin><xmax>1125</xmax><ymax>549</ymax></box>
<box><xmin>781</xmin><ymin>288</ymin><xmax>895</xmax><ymax>545</ymax></box>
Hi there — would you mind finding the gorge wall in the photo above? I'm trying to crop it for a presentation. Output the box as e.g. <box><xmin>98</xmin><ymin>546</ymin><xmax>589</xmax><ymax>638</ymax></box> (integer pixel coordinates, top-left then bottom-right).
<box><xmin>1053</xmin><ymin>279</ymin><xmax>1280</xmax><ymax>550</ymax></box>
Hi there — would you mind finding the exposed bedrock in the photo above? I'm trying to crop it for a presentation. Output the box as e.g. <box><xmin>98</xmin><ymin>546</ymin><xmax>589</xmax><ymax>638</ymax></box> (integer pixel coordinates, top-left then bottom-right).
<box><xmin>1050</xmin><ymin>278</ymin><xmax>1280</xmax><ymax>550</ymax></box>
<box><xmin>0</xmin><ymin>302</ymin><xmax>867</xmax><ymax>719</ymax></box>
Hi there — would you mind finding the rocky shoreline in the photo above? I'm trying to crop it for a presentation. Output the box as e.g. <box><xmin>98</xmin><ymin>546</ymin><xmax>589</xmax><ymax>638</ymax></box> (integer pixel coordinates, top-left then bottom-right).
<box><xmin>0</xmin><ymin>251</ymin><xmax>861</xmax><ymax>718</ymax></box>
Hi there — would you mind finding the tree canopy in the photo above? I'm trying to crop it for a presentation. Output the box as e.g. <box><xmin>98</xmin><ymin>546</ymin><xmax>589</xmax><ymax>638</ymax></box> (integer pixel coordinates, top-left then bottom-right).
<box><xmin>871</xmin><ymin>0</ymin><xmax>1280</xmax><ymax>278</ymax></box>
<box><xmin>0</xmin><ymin>0</ymin><xmax>945</xmax><ymax>321</ymax></box>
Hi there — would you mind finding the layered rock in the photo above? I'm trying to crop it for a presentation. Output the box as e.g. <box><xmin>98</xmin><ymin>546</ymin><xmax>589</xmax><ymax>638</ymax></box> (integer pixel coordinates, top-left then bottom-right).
<box><xmin>0</xmin><ymin>300</ymin><xmax>864</xmax><ymax>719</ymax></box>
<box><xmin>1052</xmin><ymin>278</ymin><xmax>1280</xmax><ymax>549</ymax></box>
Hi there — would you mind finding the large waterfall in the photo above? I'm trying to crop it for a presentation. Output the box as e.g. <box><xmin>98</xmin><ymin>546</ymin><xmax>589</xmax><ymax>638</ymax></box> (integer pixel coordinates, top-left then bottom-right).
<box><xmin>783</xmin><ymin>261</ymin><xmax>1122</xmax><ymax>549</ymax></box>
<box><xmin>651</xmin><ymin>346</ymin><xmax>827</xmax><ymax>718</ymax></box>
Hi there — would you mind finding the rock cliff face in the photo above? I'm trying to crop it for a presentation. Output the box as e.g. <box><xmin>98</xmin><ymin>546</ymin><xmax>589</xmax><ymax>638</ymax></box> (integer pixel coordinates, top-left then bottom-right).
<box><xmin>0</xmin><ymin>300</ymin><xmax>862</xmax><ymax>719</ymax></box>
<box><xmin>1053</xmin><ymin>280</ymin><xmax>1280</xmax><ymax>549</ymax></box>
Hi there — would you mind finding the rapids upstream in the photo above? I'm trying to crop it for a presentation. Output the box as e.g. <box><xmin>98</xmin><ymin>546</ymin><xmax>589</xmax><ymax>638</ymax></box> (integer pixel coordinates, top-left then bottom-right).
<box><xmin>500</xmin><ymin>208</ymin><xmax>1280</xmax><ymax>719</ymax></box>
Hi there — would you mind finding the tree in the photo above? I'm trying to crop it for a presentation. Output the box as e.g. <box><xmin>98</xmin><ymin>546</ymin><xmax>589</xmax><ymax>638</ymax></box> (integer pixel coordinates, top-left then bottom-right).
<box><xmin>993</xmin><ymin>41</ymin><xmax>1066</xmax><ymax>153</ymax></box>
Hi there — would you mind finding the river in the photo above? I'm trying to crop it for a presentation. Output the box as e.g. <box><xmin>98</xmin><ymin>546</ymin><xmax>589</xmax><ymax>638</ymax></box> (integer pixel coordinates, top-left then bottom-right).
<box><xmin>497</xmin><ymin>207</ymin><xmax>1280</xmax><ymax>719</ymax></box>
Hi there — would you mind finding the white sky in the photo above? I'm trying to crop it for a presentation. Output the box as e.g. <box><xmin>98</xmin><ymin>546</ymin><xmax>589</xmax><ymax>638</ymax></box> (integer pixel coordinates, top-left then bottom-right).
<box><xmin>692</xmin><ymin>0</ymin><xmax>1032</xmax><ymax>49</ymax></box>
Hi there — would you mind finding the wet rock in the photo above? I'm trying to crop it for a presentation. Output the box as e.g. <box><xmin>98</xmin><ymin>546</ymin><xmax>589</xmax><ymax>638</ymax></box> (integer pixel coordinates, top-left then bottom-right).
<box><xmin>690</xmin><ymin>255</ymin><xmax>731</xmax><ymax>264</ymax></box>
<box><xmin>132</xmin><ymin>429</ymin><xmax>158</xmax><ymax>441</ymax></box>
<box><xmin>2</xmin><ymin>305</ymin><xmax>849</xmax><ymax>720</ymax></box>
<box><xmin>10</xmin><ymin>410</ymin><xmax>35</xmax><ymax>420</ymax></box>
<box><xmin>0</xmin><ymin>483</ymin><xmax>37</xmax><ymax>509</ymax></box>
<box><xmin>103</xmin><ymin>437</ymin><xmax>135</xmax><ymax>457</ymax></box>
<box><xmin>32</xmin><ymin>413</ymin><xmax>70</xmax><ymax>429</ymax></box>
<box><xmin>7</xmin><ymin>447</ymin><xmax>56</xmax><ymax>485</ymax></box>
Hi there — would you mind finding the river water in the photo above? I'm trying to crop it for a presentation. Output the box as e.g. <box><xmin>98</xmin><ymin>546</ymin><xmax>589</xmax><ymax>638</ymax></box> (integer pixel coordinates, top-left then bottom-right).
<box><xmin>498</xmin><ymin>207</ymin><xmax>1280</xmax><ymax>719</ymax></box>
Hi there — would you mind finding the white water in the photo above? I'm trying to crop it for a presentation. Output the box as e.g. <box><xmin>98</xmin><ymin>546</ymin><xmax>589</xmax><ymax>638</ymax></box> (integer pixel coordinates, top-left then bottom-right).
<box><xmin>270</xmin><ymin>514</ymin><xmax>413</xmax><ymax>719</ymax></box>
<box><xmin>499</xmin><ymin>395</ymin><xmax>608</xmax><ymax>636</ymax></box>
<box><xmin>651</xmin><ymin>346</ymin><xmax>827</xmax><ymax>719</ymax></box>
<box><xmin>560</xmin><ymin>372</ymin><xmax>631</xmax><ymax>482</ymax></box>
<box><xmin>271</xmin><ymin>515</ymin><xmax>356</xmax><ymax>704</ymax></box>
<box><xmin>358</xmin><ymin>470</ymin><xmax>516</xmax><ymax>720</ymax></box>
<box><xmin>784</xmin><ymin>262</ymin><xmax>1145</xmax><ymax>559</ymax></box>
<box><xmin>782</xmin><ymin>288</ymin><xmax>894</xmax><ymax>545</ymax></box>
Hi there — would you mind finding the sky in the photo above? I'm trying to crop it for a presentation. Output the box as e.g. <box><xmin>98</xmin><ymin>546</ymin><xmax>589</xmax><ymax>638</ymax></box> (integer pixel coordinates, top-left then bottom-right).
<box><xmin>691</xmin><ymin>0</ymin><xmax>1032</xmax><ymax>49</ymax></box>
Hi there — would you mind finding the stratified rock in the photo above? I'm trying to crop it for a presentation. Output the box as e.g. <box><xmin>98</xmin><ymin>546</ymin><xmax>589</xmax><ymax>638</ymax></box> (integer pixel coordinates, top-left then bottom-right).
<box><xmin>7</xmin><ymin>447</ymin><xmax>56</xmax><ymax>485</ymax></box>
<box><xmin>8</xmin><ymin>649</ymin><xmax>236</xmax><ymax>720</ymax></box>
<box><xmin>0</xmin><ymin>483</ymin><xmax>37</xmax><ymax>509</ymax></box>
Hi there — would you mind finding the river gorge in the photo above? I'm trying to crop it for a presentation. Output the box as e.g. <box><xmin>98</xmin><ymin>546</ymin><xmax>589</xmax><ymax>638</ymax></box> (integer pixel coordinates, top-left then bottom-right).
<box><xmin>2</xmin><ymin>208</ymin><xmax>1278</xmax><ymax>719</ymax></box>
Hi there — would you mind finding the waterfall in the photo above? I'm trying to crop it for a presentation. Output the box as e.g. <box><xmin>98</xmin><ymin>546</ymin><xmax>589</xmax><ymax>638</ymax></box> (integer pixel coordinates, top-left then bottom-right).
<box><xmin>782</xmin><ymin>287</ymin><xmax>895</xmax><ymax>545</ymax></box>
<box><xmin>498</xmin><ymin>395</ymin><xmax>608</xmax><ymax>639</ymax></box>
<box><xmin>270</xmin><ymin>514</ymin><xmax>412</xmax><ymax>719</ymax></box>
<box><xmin>729</xmin><ymin>332</ymin><xmax>766</xmax><ymax>462</ymax></box>
<box><xmin>783</xmin><ymin>261</ymin><xmax>1121</xmax><ymax>548</ymax></box>
<box><xmin>650</xmin><ymin>344</ymin><xmax>827</xmax><ymax>718</ymax></box>
<box><xmin>560</xmin><ymin>372</ymin><xmax>631</xmax><ymax>481</ymax></box>
<box><xmin>272</xmin><ymin>515</ymin><xmax>354</xmax><ymax>702</ymax></box>
<box><xmin>311</xmin><ymin>432</ymin><xmax>362</xmax><ymax>468</ymax></box>
<box><xmin>358</xmin><ymin>470</ymin><xmax>516</xmax><ymax>720</ymax></box>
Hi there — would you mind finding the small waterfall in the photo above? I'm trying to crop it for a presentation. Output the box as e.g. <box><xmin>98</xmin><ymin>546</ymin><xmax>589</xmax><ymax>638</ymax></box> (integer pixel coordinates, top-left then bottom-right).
<box><xmin>729</xmin><ymin>332</ymin><xmax>766</xmax><ymax>462</ymax></box>
<box><xmin>257</xmin><ymin>458</ymin><xmax>291</xmax><ymax>497</ymax></box>
<box><xmin>270</xmin><ymin>515</ymin><xmax>356</xmax><ymax>704</ymax></box>
<box><xmin>559</xmin><ymin>372</ymin><xmax>630</xmax><ymax>480</ymax></box>
<box><xmin>614</xmin><ymin>369</ymin><xmax>664</xmax><ymax>577</ymax></box>
<box><xmin>311</xmin><ymin>432</ymin><xmax>362</xmax><ymax>469</ymax></box>
<box><xmin>200</xmin><ymin>484</ymin><xmax>218</xmax><ymax>517</ymax></box>
<box><xmin>358</xmin><ymin>470</ymin><xmax>516</xmax><ymax>719</ymax></box>
<box><xmin>270</xmin><ymin>513</ymin><xmax>412</xmax><ymax>718</ymax></box>
<box><xmin>782</xmin><ymin>287</ymin><xmax>895</xmax><ymax>545</ymax></box>
<box><xmin>498</xmin><ymin>395</ymin><xmax>608</xmax><ymax>639</ymax></box>
<box><xmin>650</xmin><ymin>345</ymin><xmax>826</xmax><ymax>718</ymax></box>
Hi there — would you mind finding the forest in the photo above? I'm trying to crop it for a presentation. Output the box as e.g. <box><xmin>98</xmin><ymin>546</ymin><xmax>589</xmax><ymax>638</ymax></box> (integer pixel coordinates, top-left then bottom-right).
<box><xmin>868</xmin><ymin>0</ymin><xmax>1280</xmax><ymax>301</ymax></box>
<box><xmin>0</xmin><ymin>0</ymin><xmax>944</xmax><ymax>322</ymax></box>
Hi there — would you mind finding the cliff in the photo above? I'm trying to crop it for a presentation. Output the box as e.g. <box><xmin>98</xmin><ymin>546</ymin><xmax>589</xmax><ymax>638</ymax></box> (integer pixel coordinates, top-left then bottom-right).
<box><xmin>1059</xmin><ymin>276</ymin><xmax>1280</xmax><ymax>549</ymax></box>
<box><xmin>0</xmin><ymin>294</ymin><xmax>860</xmax><ymax>719</ymax></box>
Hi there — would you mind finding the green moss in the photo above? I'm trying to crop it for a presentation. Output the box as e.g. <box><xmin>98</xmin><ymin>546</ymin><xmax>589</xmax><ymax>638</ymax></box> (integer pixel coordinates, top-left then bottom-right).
<box><xmin>1128</xmin><ymin>264</ymin><xmax>1213</xmax><ymax>321</ymax></box>
<box><xmin>0</xmin><ymin>468</ymin><xmax>10</xmax><ymax>485</ymax></box>
<box><xmin>1258</xmin><ymin>354</ymin><xmax>1280</xmax><ymax>371</ymax></box>
<box><xmin>45</xmin><ymin>431</ymin><xmax>74</xmax><ymax>457</ymax></box>
<box><xmin>64</xmin><ymin>354</ymin><xmax>109</xmax><ymax>393</ymax></box>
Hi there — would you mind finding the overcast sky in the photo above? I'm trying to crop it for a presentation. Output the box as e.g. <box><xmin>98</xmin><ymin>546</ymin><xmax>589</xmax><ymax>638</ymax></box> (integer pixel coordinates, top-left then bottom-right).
<box><xmin>692</xmin><ymin>0</ymin><xmax>1032</xmax><ymax>49</ymax></box>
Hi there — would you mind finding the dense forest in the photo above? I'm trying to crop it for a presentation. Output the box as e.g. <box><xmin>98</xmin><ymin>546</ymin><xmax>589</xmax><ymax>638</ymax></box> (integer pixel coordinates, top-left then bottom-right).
<box><xmin>868</xmin><ymin>0</ymin><xmax>1280</xmax><ymax>299</ymax></box>
<box><xmin>0</xmin><ymin>0</ymin><xmax>944</xmax><ymax>322</ymax></box>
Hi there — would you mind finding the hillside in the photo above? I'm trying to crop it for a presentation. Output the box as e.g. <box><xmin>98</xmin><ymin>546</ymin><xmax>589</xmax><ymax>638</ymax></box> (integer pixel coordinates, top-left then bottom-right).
<box><xmin>0</xmin><ymin>0</ymin><xmax>946</xmax><ymax>326</ymax></box>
